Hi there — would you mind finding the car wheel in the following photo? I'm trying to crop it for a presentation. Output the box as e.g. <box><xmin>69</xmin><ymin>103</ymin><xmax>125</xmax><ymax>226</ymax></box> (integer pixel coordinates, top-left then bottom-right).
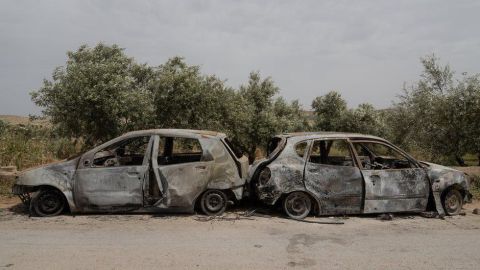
<box><xmin>283</xmin><ymin>192</ymin><xmax>312</xmax><ymax>220</ymax></box>
<box><xmin>31</xmin><ymin>188</ymin><xmax>66</xmax><ymax>217</ymax></box>
<box><xmin>200</xmin><ymin>190</ymin><xmax>228</xmax><ymax>216</ymax></box>
<box><xmin>442</xmin><ymin>189</ymin><xmax>463</xmax><ymax>216</ymax></box>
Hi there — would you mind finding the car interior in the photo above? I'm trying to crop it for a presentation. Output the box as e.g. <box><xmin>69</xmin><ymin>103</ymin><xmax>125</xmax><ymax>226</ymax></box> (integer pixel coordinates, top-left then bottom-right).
<box><xmin>157</xmin><ymin>137</ymin><xmax>203</xmax><ymax>165</ymax></box>
<box><xmin>93</xmin><ymin>136</ymin><xmax>150</xmax><ymax>167</ymax></box>
<box><xmin>308</xmin><ymin>140</ymin><xmax>354</xmax><ymax>167</ymax></box>
<box><xmin>352</xmin><ymin>142</ymin><xmax>412</xmax><ymax>170</ymax></box>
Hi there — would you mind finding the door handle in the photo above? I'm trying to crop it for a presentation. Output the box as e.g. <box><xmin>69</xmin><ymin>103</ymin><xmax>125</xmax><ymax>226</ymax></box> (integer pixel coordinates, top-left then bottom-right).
<box><xmin>195</xmin><ymin>165</ymin><xmax>206</xmax><ymax>170</ymax></box>
<box><xmin>371</xmin><ymin>174</ymin><xmax>380</xmax><ymax>186</ymax></box>
<box><xmin>127</xmin><ymin>171</ymin><xmax>139</xmax><ymax>176</ymax></box>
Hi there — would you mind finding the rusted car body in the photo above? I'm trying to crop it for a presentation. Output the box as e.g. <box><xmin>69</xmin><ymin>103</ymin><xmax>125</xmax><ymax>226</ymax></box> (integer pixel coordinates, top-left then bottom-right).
<box><xmin>249</xmin><ymin>132</ymin><xmax>471</xmax><ymax>219</ymax></box>
<box><xmin>13</xmin><ymin>129</ymin><xmax>249</xmax><ymax>216</ymax></box>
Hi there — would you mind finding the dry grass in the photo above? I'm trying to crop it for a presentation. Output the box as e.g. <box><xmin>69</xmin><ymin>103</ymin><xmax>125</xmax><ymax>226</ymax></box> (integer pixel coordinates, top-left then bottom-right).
<box><xmin>0</xmin><ymin>115</ymin><xmax>49</xmax><ymax>126</ymax></box>
<box><xmin>0</xmin><ymin>178</ymin><xmax>15</xmax><ymax>197</ymax></box>
<box><xmin>452</xmin><ymin>166</ymin><xmax>480</xmax><ymax>176</ymax></box>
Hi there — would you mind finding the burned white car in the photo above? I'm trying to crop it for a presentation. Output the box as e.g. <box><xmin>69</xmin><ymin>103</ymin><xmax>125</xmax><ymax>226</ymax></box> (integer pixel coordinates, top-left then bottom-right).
<box><xmin>13</xmin><ymin>129</ymin><xmax>248</xmax><ymax>217</ymax></box>
<box><xmin>249</xmin><ymin>132</ymin><xmax>472</xmax><ymax>219</ymax></box>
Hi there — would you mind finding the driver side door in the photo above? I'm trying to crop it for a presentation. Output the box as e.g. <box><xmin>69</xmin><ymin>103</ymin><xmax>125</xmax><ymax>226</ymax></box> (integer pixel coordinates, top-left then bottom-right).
<box><xmin>352</xmin><ymin>141</ymin><xmax>430</xmax><ymax>214</ymax></box>
<box><xmin>73</xmin><ymin>136</ymin><xmax>153</xmax><ymax>211</ymax></box>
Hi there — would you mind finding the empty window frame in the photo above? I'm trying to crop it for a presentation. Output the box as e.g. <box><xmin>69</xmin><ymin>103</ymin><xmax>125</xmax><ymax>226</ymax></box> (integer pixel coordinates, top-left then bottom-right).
<box><xmin>308</xmin><ymin>139</ymin><xmax>354</xmax><ymax>167</ymax></box>
<box><xmin>158</xmin><ymin>137</ymin><xmax>203</xmax><ymax>165</ymax></box>
<box><xmin>93</xmin><ymin>136</ymin><xmax>150</xmax><ymax>167</ymax></box>
<box><xmin>352</xmin><ymin>141</ymin><xmax>413</xmax><ymax>170</ymax></box>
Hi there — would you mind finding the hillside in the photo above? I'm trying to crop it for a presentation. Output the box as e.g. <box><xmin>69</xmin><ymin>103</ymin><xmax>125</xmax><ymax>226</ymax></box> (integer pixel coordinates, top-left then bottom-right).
<box><xmin>0</xmin><ymin>115</ymin><xmax>49</xmax><ymax>126</ymax></box>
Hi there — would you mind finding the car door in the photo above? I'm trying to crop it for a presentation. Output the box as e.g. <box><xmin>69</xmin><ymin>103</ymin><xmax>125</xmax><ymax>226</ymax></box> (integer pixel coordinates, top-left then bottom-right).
<box><xmin>351</xmin><ymin>140</ymin><xmax>430</xmax><ymax>214</ymax></box>
<box><xmin>150</xmin><ymin>135</ymin><xmax>212</xmax><ymax>210</ymax></box>
<box><xmin>73</xmin><ymin>136</ymin><xmax>153</xmax><ymax>211</ymax></box>
<box><xmin>304</xmin><ymin>139</ymin><xmax>364</xmax><ymax>215</ymax></box>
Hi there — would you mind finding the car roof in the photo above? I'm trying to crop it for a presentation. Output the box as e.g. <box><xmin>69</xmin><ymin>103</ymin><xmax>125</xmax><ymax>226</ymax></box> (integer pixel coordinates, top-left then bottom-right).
<box><xmin>278</xmin><ymin>132</ymin><xmax>386</xmax><ymax>141</ymax></box>
<box><xmin>122</xmin><ymin>129</ymin><xmax>226</xmax><ymax>139</ymax></box>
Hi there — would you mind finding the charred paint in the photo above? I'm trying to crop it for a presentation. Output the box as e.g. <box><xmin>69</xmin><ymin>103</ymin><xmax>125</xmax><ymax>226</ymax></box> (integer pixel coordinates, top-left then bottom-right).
<box><xmin>249</xmin><ymin>132</ymin><xmax>472</xmax><ymax>217</ymax></box>
<box><xmin>13</xmin><ymin>129</ymin><xmax>249</xmax><ymax>214</ymax></box>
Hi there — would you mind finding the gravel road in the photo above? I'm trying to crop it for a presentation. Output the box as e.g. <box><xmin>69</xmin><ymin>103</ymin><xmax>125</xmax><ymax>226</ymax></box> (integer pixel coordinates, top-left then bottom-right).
<box><xmin>0</xmin><ymin>199</ymin><xmax>479</xmax><ymax>270</ymax></box>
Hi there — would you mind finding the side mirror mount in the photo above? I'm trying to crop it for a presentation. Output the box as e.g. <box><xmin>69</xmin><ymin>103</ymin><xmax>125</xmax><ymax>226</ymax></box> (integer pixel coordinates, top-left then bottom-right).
<box><xmin>84</xmin><ymin>159</ymin><xmax>91</xmax><ymax>167</ymax></box>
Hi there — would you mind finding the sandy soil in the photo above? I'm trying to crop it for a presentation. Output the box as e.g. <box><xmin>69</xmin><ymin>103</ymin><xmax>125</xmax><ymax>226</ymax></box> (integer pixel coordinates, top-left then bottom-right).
<box><xmin>0</xmin><ymin>197</ymin><xmax>479</xmax><ymax>270</ymax></box>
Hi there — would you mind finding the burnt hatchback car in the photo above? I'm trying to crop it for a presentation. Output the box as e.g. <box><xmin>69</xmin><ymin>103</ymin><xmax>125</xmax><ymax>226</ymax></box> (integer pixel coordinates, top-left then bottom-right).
<box><xmin>13</xmin><ymin>129</ymin><xmax>248</xmax><ymax>217</ymax></box>
<box><xmin>249</xmin><ymin>132</ymin><xmax>472</xmax><ymax>219</ymax></box>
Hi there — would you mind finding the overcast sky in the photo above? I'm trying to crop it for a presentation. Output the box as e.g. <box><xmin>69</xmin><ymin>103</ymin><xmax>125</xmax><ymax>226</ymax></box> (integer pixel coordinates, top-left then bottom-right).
<box><xmin>1</xmin><ymin>0</ymin><xmax>479</xmax><ymax>115</ymax></box>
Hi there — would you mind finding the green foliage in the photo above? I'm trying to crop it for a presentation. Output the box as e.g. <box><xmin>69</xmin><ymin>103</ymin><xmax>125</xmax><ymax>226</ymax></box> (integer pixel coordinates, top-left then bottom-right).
<box><xmin>149</xmin><ymin>56</ymin><xmax>232</xmax><ymax>131</ymax></box>
<box><xmin>0</xmin><ymin>120</ymin><xmax>8</xmax><ymax>136</ymax></box>
<box><xmin>30</xmin><ymin>46</ymin><xmax>309</xmax><ymax>161</ymax></box>
<box><xmin>391</xmin><ymin>55</ymin><xmax>480</xmax><ymax>165</ymax></box>
<box><xmin>233</xmin><ymin>72</ymin><xmax>309</xmax><ymax>160</ymax></box>
<box><xmin>31</xmin><ymin>43</ymin><xmax>155</xmax><ymax>146</ymax></box>
<box><xmin>27</xmin><ymin>43</ymin><xmax>480</xmax><ymax>166</ymax></box>
<box><xmin>147</xmin><ymin>60</ymin><xmax>309</xmax><ymax>159</ymax></box>
<box><xmin>341</xmin><ymin>103</ymin><xmax>391</xmax><ymax>138</ymax></box>
<box><xmin>470</xmin><ymin>175</ymin><xmax>480</xmax><ymax>200</ymax></box>
<box><xmin>311</xmin><ymin>91</ymin><xmax>347</xmax><ymax>131</ymax></box>
<box><xmin>311</xmin><ymin>92</ymin><xmax>390</xmax><ymax>138</ymax></box>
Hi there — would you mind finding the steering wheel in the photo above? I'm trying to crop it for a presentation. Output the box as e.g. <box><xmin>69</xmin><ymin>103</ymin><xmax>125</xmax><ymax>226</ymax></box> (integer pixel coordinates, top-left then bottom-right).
<box><xmin>104</xmin><ymin>157</ymin><xmax>119</xmax><ymax>167</ymax></box>
<box><xmin>364</xmin><ymin>160</ymin><xmax>389</xmax><ymax>170</ymax></box>
<box><xmin>372</xmin><ymin>161</ymin><xmax>389</xmax><ymax>170</ymax></box>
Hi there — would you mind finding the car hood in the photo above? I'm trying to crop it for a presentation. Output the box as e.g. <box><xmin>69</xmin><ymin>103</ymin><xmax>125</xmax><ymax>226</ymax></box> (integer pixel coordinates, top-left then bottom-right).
<box><xmin>421</xmin><ymin>161</ymin><xmax>470</xmax><ymax>191</ymax></box>
<box><xmin>16</xmin><ymin>158</ymin><xmax>80</xmax><ymax>188</ymax></box>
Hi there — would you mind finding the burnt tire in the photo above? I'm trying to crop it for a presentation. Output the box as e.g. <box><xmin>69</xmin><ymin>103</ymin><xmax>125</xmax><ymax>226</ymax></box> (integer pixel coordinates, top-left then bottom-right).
<box><xmin>442</xmin><ymin>189</ymin><xmax>463</xmax><ymax>216</ymax></box>
<box><xmin>283</xmin><ymin>191</ymin><xmax>312</xmax><ymax>220</ymax></box>
<box><xmin>31</xmin><ymin>188</ymin><xmax>66</xmax><ymax>217</ymax></box>
<box><xmin>200</xmin><ymin>190</ymin><xmax>228</xmax><ymax>216</ymax></box>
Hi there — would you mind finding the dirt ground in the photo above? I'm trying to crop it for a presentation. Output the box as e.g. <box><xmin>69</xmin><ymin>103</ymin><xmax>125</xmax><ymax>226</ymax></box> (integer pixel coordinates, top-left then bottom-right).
<box><xmin>0</xmin><ymin>197</ymin><xmax>479</xmax><ymax>270</ymax></box>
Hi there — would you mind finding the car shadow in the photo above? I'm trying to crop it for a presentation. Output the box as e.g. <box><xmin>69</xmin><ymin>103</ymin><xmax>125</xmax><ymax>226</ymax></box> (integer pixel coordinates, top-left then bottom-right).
<box><xmin>7</xmin><ymin>202</ymin><xmax>29</xmax><ymax>216</ymax></box>
<box><xmin>5</xmin><ymin>199</ymin><xmax>444</xmax><ymax>222</ymax></box>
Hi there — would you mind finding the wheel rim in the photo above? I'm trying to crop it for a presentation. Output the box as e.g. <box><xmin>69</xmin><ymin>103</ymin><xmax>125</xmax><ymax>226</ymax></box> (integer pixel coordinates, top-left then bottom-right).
<box><xmin>37</xmin><ymin>192</ymin><xmax>63</xmax><ymax>215</ymax></box>
<box><xmin>285</xmin><ymin>193</ymin><xmax>310</xmax><ymax>218</ymax></box>
<box><xmin>445</xmin><ymin>192</ymin><xmax>460</xmax><ymax>213</ymax></box>
<box><xmin>204</xmin><ymin>193</ymin><xmax>225</xmax><ymax>212</ymax></box>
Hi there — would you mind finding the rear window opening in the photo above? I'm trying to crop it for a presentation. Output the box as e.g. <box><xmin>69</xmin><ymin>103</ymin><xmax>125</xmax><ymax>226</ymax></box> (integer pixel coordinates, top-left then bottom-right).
<box><xmin>158</xmin><ymin>137</ymin><xmax>203</xmax><ymax>165</ymax></box>
<box><xmin>267</xmin><ymin>136</ymin><xmax>286</xmax><ymax>159</ymax></box>
<box><xmin>224</xmin><ymin>138</ymin><xmax>243</xmax><ymax>159</ymax></box>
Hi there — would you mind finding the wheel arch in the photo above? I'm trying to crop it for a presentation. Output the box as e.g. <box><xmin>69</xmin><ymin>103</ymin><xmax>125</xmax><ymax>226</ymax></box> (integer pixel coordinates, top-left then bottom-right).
<box><xmin>441</xmin><ymin>183</ymin><xmax>466</xmax><ymax>201</ymax></box>
<box><xmin>276</xmin><ymin>190</ymin><xmax>321</xmax><ymax>215</ymax></box>
<box><xmin>30</xmin><ymin>185</ymin><xmax>73</xmax><ymax>213</ymax></box>
<box><xmin>30</xmin><ymin>185</ymin><xmax>72</xmax><ymax>213</ymax></box>
<box><xmin>193</xmin><ymin>188</ymin><xmax>236</xmax><ymax>211</ymax></box>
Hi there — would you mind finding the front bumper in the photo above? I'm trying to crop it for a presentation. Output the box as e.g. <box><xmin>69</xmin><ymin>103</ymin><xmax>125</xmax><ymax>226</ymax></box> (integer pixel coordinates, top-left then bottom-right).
<box><xmin>12</xmin><ymin>184</ymin><xmax>36</xmax><ymax>204</ymax></box>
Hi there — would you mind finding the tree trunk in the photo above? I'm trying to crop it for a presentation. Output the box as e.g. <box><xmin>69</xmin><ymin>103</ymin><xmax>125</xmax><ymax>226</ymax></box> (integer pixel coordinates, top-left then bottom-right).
<box><xmin>478</xmin><ymin>153</ymin><xmax>480</xmax><ymax>166</ymax></box>
<box><xmin>455</xmin><ymin>155</ymin><xmax>466</xmax><ymax>166</ymax></box>
<box><xmin>248</xmin><ymin>147</ymin><xmax>256</xmax><ymax>164</ymax></box>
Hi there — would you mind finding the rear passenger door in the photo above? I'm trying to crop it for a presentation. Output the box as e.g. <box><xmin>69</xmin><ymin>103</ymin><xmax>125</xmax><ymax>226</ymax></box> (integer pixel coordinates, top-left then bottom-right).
<box><xmin>304</xmin><ymin>139</ymin><xmax>363</xmax><ymax>215</ymax></box>
<box><xmin>151</xmin><ymin>136</ymin><xmax>212</xmax><ymax>210</ymax></box>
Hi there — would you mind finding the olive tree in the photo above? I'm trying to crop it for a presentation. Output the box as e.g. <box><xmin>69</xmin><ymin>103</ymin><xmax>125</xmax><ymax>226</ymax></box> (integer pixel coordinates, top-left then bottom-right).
<box><xmin>311</xmin><ymin>91</ymin><xmax>347</xmax><ymax>131</ymax></box>
<box><xmin>148</xmin><ymin>57</ymin><xmax>233</xmax><ymax>131</ymax></box>
<box><xmin>31</xmin><ymin>43</ymin><xmax>154</xmax><ymax>145</ymax></box>
<box><xmin>393</xmin><ymin>55</ymin><xmax>480</xmax><ymax>165</ymax></box>
<box><xmin>311</xmin><ymin>91</ymin><xmax>389</xmax><ymax>138</ymax></box>
<box><xmin>234</xmin><ymin>72</ymin><xmax>309</xmax><ymax>161</ymax></box>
